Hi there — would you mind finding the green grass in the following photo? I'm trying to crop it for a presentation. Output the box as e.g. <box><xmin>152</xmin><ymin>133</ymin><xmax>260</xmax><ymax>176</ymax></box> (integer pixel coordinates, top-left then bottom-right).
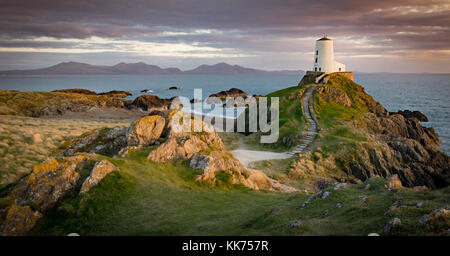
<box><xmin>29</xmin><ymin>149</ymin><xmax>449</xmax><ymax>236</ymax></box>
<box><xmin>313</xmin><ymin>76</ymin><xmax>376</xmax><ymax>129</ymax></box>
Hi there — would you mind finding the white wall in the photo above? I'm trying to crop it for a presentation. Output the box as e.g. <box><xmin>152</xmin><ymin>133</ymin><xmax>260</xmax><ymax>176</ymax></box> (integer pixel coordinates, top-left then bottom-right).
<box><xmin>334</xmin><ymin>61</ymin><xmax>345</xmax><ymax>72</ymax></box>
<box><xmin>313</xmin><ymin>40</ymin><xmax>334</xmax><ymax>73</ymax></box>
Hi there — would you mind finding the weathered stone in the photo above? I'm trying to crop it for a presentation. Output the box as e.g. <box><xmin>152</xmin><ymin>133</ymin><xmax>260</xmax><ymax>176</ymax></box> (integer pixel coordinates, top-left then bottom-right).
<box><xmin>129</xmin><ymin>94</ymin><xmax>171</xmax><ymax>111</ymax></box>
<box><xmin>0</xmin><ymin>204</ymin><xmax>42</xmax><ymax>236</ymax></box>
<box><xmin>418</xmin><ymin>207</ymin><xmax>449</xmax><ymax>228</ymax></box>
<box><xmin>387</xmin><ymin>175</ymin><xmax>402</xmax><ymax>189</ymax></box>
<box><xmin>57</xmin><ymin>126</ymin><xmax>128</xmax><ymax>157</ymax></box>
<box><xmin>384</xmin><ymin>218</ymin><xmax>402</xmax><ymax>235</ymax></box>
<box><xmin>127</xmin><ymin>115</ymin><xmax>165</xmax><ymax>146</ymax></box>
<box><xmin>1</xmin><ymin>156</ymin><xmax>88</xmax><ymax>236</ymax></box>
<box><xmin>288</xmin><ymin>220</ymin><xmax>302</xmax><ymax>228</ymax></box>
<box><xmin>80</xmin><ymin>160</ymin><xmax>119</xmax><ymax>193</ymax></box>
<box><xmin>321</xmin><ymin>191</ymin><xmax>330</xmax><ymax>199</ymax></box>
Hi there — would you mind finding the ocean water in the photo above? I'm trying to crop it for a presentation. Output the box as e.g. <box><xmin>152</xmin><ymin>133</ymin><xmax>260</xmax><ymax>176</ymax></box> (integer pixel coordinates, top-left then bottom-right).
<box><xmin>0</xmin><ymin>73</ymin><xmax>448</xmax><ymax>154</ymax></box>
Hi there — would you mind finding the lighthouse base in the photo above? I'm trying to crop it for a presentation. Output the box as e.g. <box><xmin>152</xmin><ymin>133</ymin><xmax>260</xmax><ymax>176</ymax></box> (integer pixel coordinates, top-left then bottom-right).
<box><xmin>299</xmin><ymin>71</ymin><xmax>353</xmax><ymax>86</ymax></box>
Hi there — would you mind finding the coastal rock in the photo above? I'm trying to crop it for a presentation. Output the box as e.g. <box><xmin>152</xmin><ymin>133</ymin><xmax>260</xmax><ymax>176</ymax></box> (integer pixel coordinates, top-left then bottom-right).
<box><xmin>169</xmin><ymin>86</ymin><xmax>179</xmax><ymax>90</ymax></box>
<box><xmin>129</xmin><ymin>94</ymin><xmax>172</xmax><ymax>111</ymax></box>
<box><xmin>316</xmin><ymin>86</ymin><xmax>352</xmax><ymax>107</ymax></box>
<box><xmin>208</xmin><ymin>88</ymin><xmax>247</xmax><ymax>101</ymax></box>
<box><xmin>127</xmin><ymin>116</ymin><xmax>165</xmax><ymax>146</ymax></box>
<box><xmin>57</xmin><ymin>126</ymin><xmax>128</xmax><ymax>157</ymax></box>
<box><xmin>80</xmin><ymin>160</ymin><xmax>119</xmax><ymax>193</ymax></box>
<box><xmin>148</xmin><ymin>136</ymin><xmax>208</xmax><ymax>162</ymax></box>
<box><xmin>0</xmin><ymin>156</ymin><xmax>89</xmax><ymax>235</ymax></box>
<box><xmin>390</xmin><ymin>110</ymin><xmax>428</xmax><ymax>122</ymax></box>
<box><xmin>0</xmin><ymin>204</ymin><xmax>42</xmax><ymax>236</ymax></box>
<box><xmin>99</xmin><ymin>90</ymin><xmax>132</xmax><ymax>98</ymax></box>
<box><xmin>0</xmin><ymin>90</ymin><xmax>127</xmax><ymax>117</ymax></box>
<box><xmin>147</xmin><ymin>111</ymin><xmax>276</xmax><ymax>189</ymax></box>
<box><xmin>51</xmin><ymin>88</ymin><xmax>97</xmax><ymax>95</ymax></box>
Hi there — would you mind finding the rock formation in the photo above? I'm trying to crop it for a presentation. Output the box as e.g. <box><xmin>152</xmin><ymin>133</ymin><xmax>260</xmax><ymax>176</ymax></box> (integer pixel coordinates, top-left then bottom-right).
<box><xmin>80</xmin><ymin>160</ymin><xmax>119</xmax><ymax>193</ymax></box>
<box><xmin>129</xmin><ymin>94</ymin><xmax>172</xmax><ymax>111</ymax></box>
<box><xmin>0</xmin><ymin>156</ymin><xmax>91</xmax><ymax>235</ymax></box>
<box><xmin>208</xmin><ymin>88</ymin><xmax>248</xmax><ymax>101</ymax></box>
<box><xmin>289</xmin><ymin>75</ymin><xmax>449</xmax><ymax>189</ymax></box>
<box><xmin>127</xmin><ymin>116</ymin><xmax>165</xmax><ymax>146</ymax></box>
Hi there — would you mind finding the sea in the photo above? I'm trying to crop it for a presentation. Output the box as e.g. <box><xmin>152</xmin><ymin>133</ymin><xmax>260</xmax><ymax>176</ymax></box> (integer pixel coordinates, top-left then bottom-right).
<box><xmin>0</xmin><ymin>73</ymin><xmax>449</xmax><ymax>154</ymax></box>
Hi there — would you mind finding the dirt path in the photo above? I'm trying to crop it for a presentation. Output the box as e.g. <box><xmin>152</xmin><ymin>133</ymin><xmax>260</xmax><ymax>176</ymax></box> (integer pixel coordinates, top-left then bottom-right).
<box><xmin>231</xmin><ymin>86</ymin><xmax>318</xmax><ymax>167</ymax></box>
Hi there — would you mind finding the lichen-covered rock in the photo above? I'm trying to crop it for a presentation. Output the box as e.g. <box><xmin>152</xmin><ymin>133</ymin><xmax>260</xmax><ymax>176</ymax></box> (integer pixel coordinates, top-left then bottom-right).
<box><xmin>387</xmin><ymin>175</ymin><xmax>402</xmax><ymax>189</ymax></box>
<box><xmin>80</xmin><ymin>160</ymin><xmax>118</xmax><ymax>193</ymax></box>
<box><xmin>0</xmin><ymin>156</ymin><xmax>88</xmax><ymax>235</ymax></box>
<box><xmin>0</xmin><ymin>204</ymin><xmax>42</xmax><ymax>236</ymax></box>
<box><xmin>56</xmin><ymin>126</ymin><xmax>128</xmax><ymax>157</ymax></box>
<box><xmin>384</xmin><ymin>218</ymin><xmax>402</xmax><ymax>235</ymax></box>
<box><xmin>419</xmin><ymin>206</ymin><xmax>449</xmax><ymax>229</ymax></box>
<box><xmin>127</xmin><ymin>115</ymin><xmax>165</xmax><ymax>146</ymax></box>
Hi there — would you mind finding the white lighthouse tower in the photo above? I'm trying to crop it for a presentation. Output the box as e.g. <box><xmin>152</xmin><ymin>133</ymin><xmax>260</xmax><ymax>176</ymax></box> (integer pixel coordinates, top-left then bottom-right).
<box><xmin>313</xmin><ymin>36</ymin><xmax>345</xmax><ymax>73</ymax></box>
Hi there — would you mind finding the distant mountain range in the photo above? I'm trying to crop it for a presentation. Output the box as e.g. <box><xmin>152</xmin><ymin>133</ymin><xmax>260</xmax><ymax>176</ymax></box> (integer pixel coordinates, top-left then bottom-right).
<box><xmin>0</xmin><ymin>62</ymin><xmax>304</xmax><ymax>76</ymax></box>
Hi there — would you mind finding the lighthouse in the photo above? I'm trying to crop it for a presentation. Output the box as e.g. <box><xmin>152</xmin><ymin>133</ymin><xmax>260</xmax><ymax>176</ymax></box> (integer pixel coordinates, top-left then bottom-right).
<box><xmin>313</xmin><ymin>36</ymin><xmax>345</xmax><ymax>73</ymax></box>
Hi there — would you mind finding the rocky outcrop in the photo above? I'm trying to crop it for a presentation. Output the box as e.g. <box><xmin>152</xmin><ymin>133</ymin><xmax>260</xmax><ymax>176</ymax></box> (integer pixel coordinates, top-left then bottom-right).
<box><xmin>98</xmin><ymin>90</ymin><xmax>132</xmax><ymax>98</ymax></box>
<box><xmin>209</xmin><ymin>88</ymin><xmax>247</xmax><ymax>101</ymax></box>
<box><xmin>419</xmin><ymin>206</ymin><xmax>449</xmax><ymax>231</ymax></box>
<box><xmin>291</xmin><ymin>74</ymin><xmax>448</xmax><ymax>189</ymax></box>
<box><xmin>0</xmin><ymin>156</ymin><xmax>90</xmax><ymax>235</ymax></box>
<box><xmin>129</xmin><ymin>95</ymin><xmax>172</xmax><ymax>111</ymax></box>
<box><xmin>127</xmin><ymin>116</ymin><xmax>165</xmax><ymax>146</ymax></box>
<box><xmin>80</xmin><ymin>160</ymin><xmax>119</xmax><ymax>193</ymax></box>
<box><xmin>316</xmin><ymin>86</ymin><xmax>352</xmax><ymax>107</ymax></box>
<box><xmin>56</xmin><ymin>126</ymin><xmax>128</xmax><ymax>157</ymax></box>
<box><xmin>51</xmin><ymin>88</ymin><xmax>97</xmax><ymax>95</ymax></box>
<box><xmin>0</xmin><ymin>90</ymin><xmax>127</xmax><ymax>117</ymax></box>
<box><xmin>51</xmin><ymin>89</ymin><xmax>132</xmax><ymax>98</ymax></box>
<box><xmin>0</xmin><ymin>204</ymin><xmax>42</xmax><ymax>236</ymax></box>
<box><xmin>147</xmin><ymin>111</ymin><xmax>275</xmax><ymax>188</ymax></box>
<box><xmin>390</xmin><ymin>110</ymin><xmax>428</xmax><ymax>122</ymax></box>
<box><xmin>342</xmin><ymin>112</ymin><xmax>449</xmax><ymax>188</ymax></box>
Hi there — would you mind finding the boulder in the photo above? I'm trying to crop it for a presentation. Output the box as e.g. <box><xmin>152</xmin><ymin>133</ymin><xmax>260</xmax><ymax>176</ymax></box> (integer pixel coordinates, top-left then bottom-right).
<box><xmin>384</xmin><ymin>218</ymin><xmax>402</xmax><ymax>235</ymax></box>
<box><xmin>208</xmin><ymin>88</ymin><xmax>247</xmax><ymax>101</ymax></box>
<box><xmin>390</xmin><ymin>110</ymin><xmax>428</xmax><ymax>122</ymax></box>
<box><xmin>57</xmin><ymin>126</ymin><xmax>128</xmax><ymax>157</ymax></box>
<box><xmin>0</xmin><ymin>204</ymin><xmax>42</xmax><ymax>236</ymax></box>
<box><xmin>127</xmin><ymin>116</ymin><xmax>165</xmax><ymax>146</ymax></box>
<box><xmin>80</xmin><ymin>160</ymin><xmax>119</xmax><ymax>193</ymax></box>
<box><xmin>130</xmin><ymin>95</ymin><xmax>171</xmax><ymax>111</ymax></box>
<box><xmin>0</xmin><ymin>156</ymin><xmax>88</xmax><ymax>236</ymax></box>
<box><xmin>288</xmin><ymin>220</ymin><xmax>302</xmax><ymax>228</ymax></box>
<box><xmin>418</xmin><ymin>207</ymin><xmax>449</xmax><ymax>228</ymax></box>
<box><xmin>169</xmin><ymin>86</ymin><xmax>179</xmax><ymax>90</ymax></box>
<box><xmin>387</xmin><ymin>175</ymin><xmax>402</xmax><ymax>189</ymax></box>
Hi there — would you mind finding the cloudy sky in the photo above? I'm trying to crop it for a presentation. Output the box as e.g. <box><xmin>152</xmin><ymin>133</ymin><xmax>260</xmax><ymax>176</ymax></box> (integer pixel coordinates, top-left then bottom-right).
<box><xmin>0</xmin><ymin>0</ymin><xmax>449</xmax><ymax>72</ymax></box>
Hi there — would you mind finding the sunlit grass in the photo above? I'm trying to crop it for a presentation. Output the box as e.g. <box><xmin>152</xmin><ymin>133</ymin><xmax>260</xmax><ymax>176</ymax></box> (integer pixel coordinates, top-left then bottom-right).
<box><xmin>0</xmin><ymin>115</ymin><xmax>129</xmax><ymax>188</ymax></box>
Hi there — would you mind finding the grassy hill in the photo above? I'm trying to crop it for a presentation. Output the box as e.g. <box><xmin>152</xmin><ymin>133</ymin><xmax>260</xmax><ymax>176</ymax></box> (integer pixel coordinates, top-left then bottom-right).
<box><xmin>29</xmin><ymin>149</ymin><xmax>449</xmax><ymax>236</ymax></box>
